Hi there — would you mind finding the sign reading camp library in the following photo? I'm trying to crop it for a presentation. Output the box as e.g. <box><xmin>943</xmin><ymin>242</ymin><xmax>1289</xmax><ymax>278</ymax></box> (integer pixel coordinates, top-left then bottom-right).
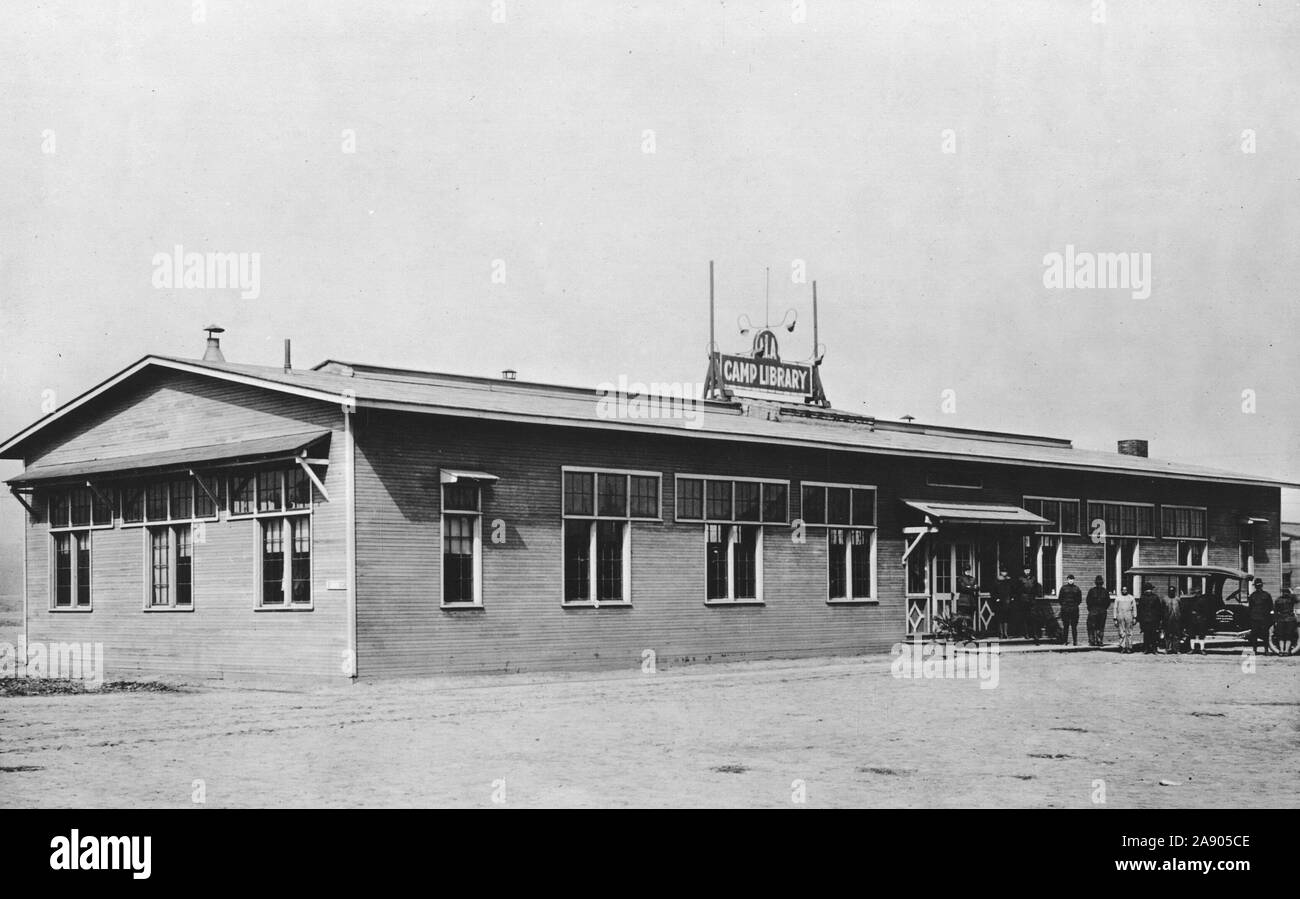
<box><xmin>714</xmin><ymin>352</ymin><xmax>812</xmax><ymax>396</ymax></box>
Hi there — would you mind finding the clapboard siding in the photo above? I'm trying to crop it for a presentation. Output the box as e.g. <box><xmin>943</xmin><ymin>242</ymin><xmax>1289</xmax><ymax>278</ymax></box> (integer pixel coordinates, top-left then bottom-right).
<box><xmin>22</xmin><ymin>371</ymin><xmax>349</xmax><ymax>678</ymax></box>
<box><xmin>24</xmin><ymin>371</ymin><xmax>337</xmax><ymax>466</ymax></box>
<box><xmin>352</xmin><ymin>410</ymin><xmax>1280</xmax><ymax>676</ymax></box>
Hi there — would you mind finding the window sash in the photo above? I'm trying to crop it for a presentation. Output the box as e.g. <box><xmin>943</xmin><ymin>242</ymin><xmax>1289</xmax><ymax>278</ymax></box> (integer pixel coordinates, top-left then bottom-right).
<box><xmin>563</xmin><ymin>519</ymin><xmax>629</xmax><ymax>604</ymax></box>
<box><xmin>706</xmin><ymin>524</ymin><xmax>762</xmax><ymax>601</ymax></box>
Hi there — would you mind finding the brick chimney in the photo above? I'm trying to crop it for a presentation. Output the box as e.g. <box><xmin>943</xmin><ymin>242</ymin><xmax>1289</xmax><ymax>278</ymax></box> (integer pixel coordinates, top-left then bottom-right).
<box><xmin>1118</xmin><ymin>439</ymin><xmax>1148</xmax><ymax>457</ymax></box>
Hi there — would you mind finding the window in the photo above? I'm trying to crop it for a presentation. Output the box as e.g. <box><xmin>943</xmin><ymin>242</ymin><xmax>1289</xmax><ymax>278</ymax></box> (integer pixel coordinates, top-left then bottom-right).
<box><xmin>1023</xmin><ymin>497</ymin><xmax>1080</xmax><ymax>535</ymax></box>
<box><xmin>1161</xmin><ymin>505</ymin><xmax>1207</xmax><ymax>540</ymax></box>
<box><xmin>1178</xmin><ymin>540</ymin><xmax>1206</xmax><ymax>593</ymax></box>
<box><xmin>52</xmin><ymin>531</ymin><xmax>92</xmax><ymax>609</ymax></box>
<box><xmin>676</xmin><ymin>474</ymin><xmax>787</xmax><ymax>603</ymax></box>
<box><xmin>828</xmin><ymin>528</ymin><xmax>875</xmax><ymax>601</ymax></box>
<box><xmin>230</xmin><ymin>467</ymin><xmax>315</xmax><ymax>518</ymax></box>
<box><xmin>1284</xmin><ymin>538</ymin><xmax>1292</xmax><ymax>565</ymax></box>
<box><xmin>1087</xmin><ymin>501</ymin><xmax>1154</xmax><ymax>538</ymax></box>
<box><xmin>1239</xmin><ymin>540</ymin><xmax>1254</xmax><ymax>576</ymax></box>
<box><xmin>677</xmin><ymin>476</ymin><xmax>788</xmax><ymax>524</ymax></box>
<box><xmin>1105</xmin><ymin>538</ymin><xmax>1141</xmax><ymax>594</ymax></box>
<box><xmin>251</xmin><ymin>467</ymin><xmax>314</xmax><ymax>609</ymax></box>
<box><xmin>1026</xmin><ymin>534</ymin><xmax>1062</xmax><ymax>595</ymax></box>
<box><xmin>562</xmin><ymin>468</ymin><xmax>659</xmax><ymax>605</ymax></box>
<box><xmin>676</xmin><ymin>477</ymin><xmax>703</xmax><ymax>521</ymax></box>
<box><xmin>442</xmin><ymin>483</ymin><xmax>482</xmax><ymax>606</ymax></box>
<box><xmin>260</xmin><ymin>516</ymin><xmax>311</xmax><ymax>607</ymax></box>
<box><xmin>48</xmin><ymin>488</ymin><xmax>102</xmax><ymax>610</ymax></box>
<box><xmin>706</xmin><ymin>523</ymin><xmax>761</xmax><ymax>601</ymax></box>
<box><xmin>800</xmin><ymin>483</ymin><xmax>875</xmax><ymax>527</ymax></box>
<box><xmin>147</xmin><ymin>524</ymin><xmax>193</xmax><ymax>609</ymax></box>
<box><xmin>119</xmin><ymin>474</ymin><xmax>219</xmax><ymax>524</ymax></box>
<box><xmin>47</xmin><ymin>486</ymin><xmax>115</xmax><ymax>528</ymax></box>
<box><xmin>806</xmin><ymin>482</ymin><xmax>878</xmax><ymax>602</ymax></box>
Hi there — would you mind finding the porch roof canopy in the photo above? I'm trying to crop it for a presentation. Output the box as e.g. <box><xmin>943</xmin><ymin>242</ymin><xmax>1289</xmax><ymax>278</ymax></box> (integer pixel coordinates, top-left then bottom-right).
<box><xmin>902</xmin><ymin>499</ymin><xmax>1052</xmax><ymax>527</ymax></box>
<box><xmin>6</xmin><ymin>429</ymin><xmax>331</xmax><ymax>486</ymax></box>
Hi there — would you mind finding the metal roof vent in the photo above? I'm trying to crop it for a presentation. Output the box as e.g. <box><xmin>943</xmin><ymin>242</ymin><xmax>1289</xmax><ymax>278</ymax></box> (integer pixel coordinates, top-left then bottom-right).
<box><xmin>1118</xmin><ymin>439</ymin><xmax>1148</xmax><ymax>457</ymax></box>
<box><xmin>502</xmin><ymin>369</ymin><xmax>517</xmax><ymax>381</ymax></box>
<box><xmin>202</xmin><ymin>325</ymin><xmax>226</xmax><ymax>362</ymax></box>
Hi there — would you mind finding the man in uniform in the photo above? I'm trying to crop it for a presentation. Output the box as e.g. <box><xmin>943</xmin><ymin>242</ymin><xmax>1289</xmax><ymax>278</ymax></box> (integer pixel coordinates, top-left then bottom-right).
<box><xmin>1021</xmin><ymin>567</ymin><xmax>1044</xmax><ymax>645</ymax></box>
<box><xmin>1138</xmin><ymin>582</ymin><xmax>1163</xmax><ymax>654</ymax></box>
<box><xmin>1085</xmin><ymin>575</ymin><xmax>1111</xmax><ymax>646</ymax></box>
<box><xmin>1247</xmin><ymin>577</ymin><xmax>1275</xmax><ymax>655</ymax></box>
<box><xmin>992</xmin><ymin>568</ymin><xmax>1013</xmax><ymax>638</ymax></box>
<box><xmin>1057</xmin><ymin>574</ymin><xmax>1083</xmax><ymax>645</ymax></box>
<box><xmin>954</xmin><ymin>566</ymin><xmax>978</xmax><ymax>636</ymax></box>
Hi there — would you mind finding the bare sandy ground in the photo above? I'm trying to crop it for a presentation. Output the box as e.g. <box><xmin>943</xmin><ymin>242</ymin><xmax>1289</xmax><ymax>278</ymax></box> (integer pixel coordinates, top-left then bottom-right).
<box><xmin>1</xmin><ymin>648</ymin><xmax>1296</xmax><ymax>808</ymax></box>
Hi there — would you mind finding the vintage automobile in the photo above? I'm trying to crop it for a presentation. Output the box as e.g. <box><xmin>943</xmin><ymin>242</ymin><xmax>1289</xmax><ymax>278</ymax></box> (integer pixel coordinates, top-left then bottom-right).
<box><xmin>1123</xmin><ymin>561</ymin><xmax>1253</xmax><ymax>631</ymax></box>
<box><xmin>1123</xmin><ymin>565</ymin><xmax>1255</xmax><ymax>633</ymax></box>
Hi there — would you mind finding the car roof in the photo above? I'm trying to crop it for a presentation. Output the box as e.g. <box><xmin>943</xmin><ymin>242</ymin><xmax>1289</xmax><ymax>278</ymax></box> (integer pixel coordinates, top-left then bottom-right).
<box><xmin>1124</xmin><ymin>565</ymin><xmax>1253</xmax><ymax>579</ymax></box>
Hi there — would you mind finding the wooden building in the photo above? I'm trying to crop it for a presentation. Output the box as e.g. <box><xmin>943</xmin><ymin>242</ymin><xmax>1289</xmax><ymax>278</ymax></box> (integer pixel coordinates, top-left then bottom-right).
<box><xmin>1</xmin><ymin>331</ymin><xmax>1289</xmax><ymax>678</ymax></box>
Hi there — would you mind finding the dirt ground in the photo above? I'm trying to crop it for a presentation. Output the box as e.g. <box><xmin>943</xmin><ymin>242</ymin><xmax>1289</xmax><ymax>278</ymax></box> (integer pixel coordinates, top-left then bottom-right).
<box><xmin>1</xmin><ymin>647</ymin><xmax>1297</xmax><ymax>808</ymax></box>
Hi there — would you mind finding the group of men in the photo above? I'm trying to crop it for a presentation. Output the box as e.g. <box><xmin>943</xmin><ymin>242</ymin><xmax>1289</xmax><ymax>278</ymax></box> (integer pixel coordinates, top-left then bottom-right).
<box><xmin>957</xmin><ymin>569</ymin><xmax>1298</xmax><ymax>655</ymax></box>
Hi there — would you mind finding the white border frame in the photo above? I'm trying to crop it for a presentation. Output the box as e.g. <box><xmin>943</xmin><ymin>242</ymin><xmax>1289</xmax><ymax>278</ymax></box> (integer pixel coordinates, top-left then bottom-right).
<box><xmin>48</xmin><ymin>529</ymin><xmax>93</xmax><ymax>612</ymax></box>
<box><xmin>1160</xmin><ymin>504</ymin><xmax>1208</xmax><ymax>541</ymax></box>
<box><xmin>1022</xmin><ymin>495</ymin><xmax>1082</xmax><ymax>536</ymax></box>
<box><xmin>674</xmin><ymin>472</ymin><xmax>790</xmax><ymax>524</ymax></box>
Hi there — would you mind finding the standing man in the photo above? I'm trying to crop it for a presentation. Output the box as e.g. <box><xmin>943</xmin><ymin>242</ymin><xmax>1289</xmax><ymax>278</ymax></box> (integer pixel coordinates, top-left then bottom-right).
<box><xmin>1086</xmin><ymin>575</ymin><xmax>1111</xmax><ymax>646</ymax></box>
<box><xmin>1162</xmin><ymin>585</ymin><xmax>1183</xmax><ymax>654</ymax></box>
<box><xmin>1057</xmin><ymin>574</ymin><xmax>1083</xmax><ymax>646</ymax></box>
<box><xmin>1272</xmin><ymin>586</ymin><xmax>1297</xmax><ymax>655</ymax></box>
<box><xmin>1247</xmin><ymin>577</ymin><xmax>1275</xmax><ymax>655</ymax></box>
<box><xmin>1113</xmin><ymin>585</ymin><xmax>1136</xmax><ymax>654</ymax></box>
<box><xmin>993</xmin><ymin>568</ymin><xmax>1012</xmax><ymax>639</ymax></box>
<box><xmin>1021</xmin><ymin>566</ymin><xmax>1044</xmax><ymax>645</ymax></box>
<box><xmin>954</xmin><ymin>566</ymin><xmax>978</xmax><ymax>635</ymax></box>
<box><xmin>1138</xmin><ymin>582</ymin><xmax>1163</xmax><ymax>654</ymax></box>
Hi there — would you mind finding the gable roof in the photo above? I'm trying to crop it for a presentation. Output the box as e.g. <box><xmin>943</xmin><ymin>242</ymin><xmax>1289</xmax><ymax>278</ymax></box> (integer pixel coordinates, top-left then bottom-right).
<box><xmin>2</xmin><ymin>354</ymin><xmax>1295</xmax><ymax>489</ymax></box>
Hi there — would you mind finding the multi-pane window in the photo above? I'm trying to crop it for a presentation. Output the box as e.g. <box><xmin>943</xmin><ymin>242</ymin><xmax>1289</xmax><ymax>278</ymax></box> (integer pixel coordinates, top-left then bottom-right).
<box><xmin>1178</xmin><ymin>540</ymin><xmax>1207</xmax><ymax>593</ymax></box>
<box><xmin>562</xmin><ymin>468</ymin><xmax>660</xmax><ymax>604</ymax></box>
<box><xmin>676</xmin><ymin>474</ymin><xmax>786</xmax><ymax>603</ymax></box>
<box><xmin>148</xmin><ymin>524</ymin><xmax>193</xmax><ymax>609</ymax></box>
<box><xmin>52</xmin><ymin>531</ymin><xmax>92</xmax><ymax>609</ymax></box>
<box><xmin>442</xmin><ymin>483</ymin><xmax>481</xmax><ymax>606</ymax></box>
<box><xmin>676</xmin><ymin>476</ymin><xmax>788</xmax><ymax>524</ymax></box>
<box><xmin>1161</xmin><ymin>506</ymin><xmax>1207</xmax><ymax>539</ymax></box>
<box><xmin>800</xmin><ymin>484</ymin><xmax>875</xmax><ymax>527</ymax></box>
<box><xmin>47</xmin><ymin>486</ymin><xmax>115</xmax><ymax>528</ymax></box>
<box><xmin>119</xmin><ymin>475</ymin><xmax>219</xmax><ymax>524</ymax></box>
<box><xmin>803</xmin><ymin>482</ymin><xmax>878</xmax><ymax>602</ymax></box>
<box><xmin>229</xmin><ymin>468</ymin><xmax>314</xmax><ymax>518</ymax></box>
<box><xmin>260</xmin><ymin>516</ymin><xmax>311</xmax><ymax>607</ymax></box>
<box><xmin>828</xmin><ymin>528</ymin><xmax>874</xmax><ymax>601</ymax></box>
<box><xmin>244</xmin><ymin>467</ymin><xmax>314</xmax><ymax>608</ymax></box>
<box><xmin>706</xmin><ymin>523</ymin><xmax>760</xmax><ymax>601</ymax></box>
<box><xmin>1025</xmin><ymin>534</ymin><xmax>1062</xmax><ymax>595</ymax></box>
<box><xmin>1087</xmin><ymin>501</ymin><xmax>1154</xmax><ymax>538</ymax></box>
<box><xmin>47</xmin><ymin>487</ymin><xmax>104</xmax><ymax>610</ymax></box>
<box><xmin>1023</xmin><ymin>497</ymin><xmax>1080</xmax><ymax>535</ymax></box>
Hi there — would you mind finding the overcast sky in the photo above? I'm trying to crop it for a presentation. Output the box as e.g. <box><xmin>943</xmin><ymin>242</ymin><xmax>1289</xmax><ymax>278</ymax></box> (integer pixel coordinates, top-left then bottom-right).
<box><xmin>1</xmin><ymin>0</ymin><xmax>1297</xmax><ymax>546</ymax></box>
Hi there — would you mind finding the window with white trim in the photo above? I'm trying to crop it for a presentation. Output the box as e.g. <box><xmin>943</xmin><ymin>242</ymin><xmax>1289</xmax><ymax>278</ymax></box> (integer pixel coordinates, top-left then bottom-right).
<box><xmin>1177</xmin><ymin>540</ymin><xmax>1206</xmax><ymax>593</ymax></box>
<box><xmin>1023</xmin><ymin>496</ymin><xmax>1080</xmax><ymax>535</ymax></box>
<box><xmin>442</xmin><ymin>483</ymin><xmax>482</xmax><ymax>606</ymax></box>
<box><xmin>147</xmin><ymin>523</ymin><xmax>193</xmax><ymax>609</ymax></box>
<box><xmin>562</xmin><ymin>468</ymin><xmax>660</xmax><ymax>605</ymax></box>
<box><xmin>240</xmin><ymin>467</ymin><xmax>314</xmax><ymax>608</ymax></box>
<box><xmin>802</xmin><ymin>482</ymin><xmax>877</xmax><ymax>602</ymax></box>
<box><xmin>1024</xmin><ymin>533</ymin><xmax>1062</xmax><ymax>595</ymax></box>
<box><xmin>47</xmin><ymin>486</ymin><xmax>105</xmax><ymax>610</ymax></box>
<box><xmin>120</xmin><ymin>474</ymin><xmax>220</xmax><ymax>524</ymax></box>
<box><xmin>1162</xmin><ymin>505</ymin><xmax>1207</xmax><ymax>540</ymax></box>
<box><xmin>677</xmin><ymin>475</ymin><xmax>786</xmax><ymax>603</ymax></box>
<box><xmin>1087</xmin><ymin>501</ymin><xmax>1154</xmax><ymax>538</ymax></box>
